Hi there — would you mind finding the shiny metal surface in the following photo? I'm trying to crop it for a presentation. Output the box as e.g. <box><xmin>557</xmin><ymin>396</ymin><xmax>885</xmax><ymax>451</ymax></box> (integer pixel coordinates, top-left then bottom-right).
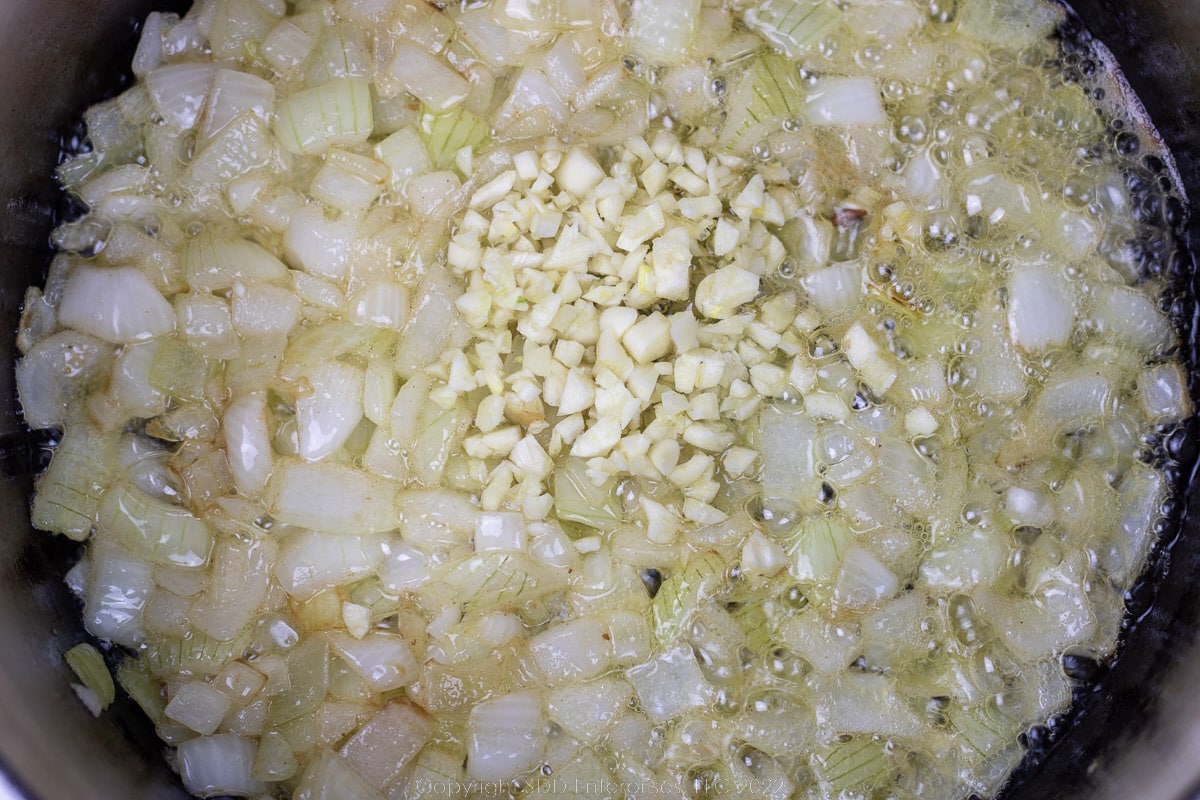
<box><xmin>0</xmin><ymin>1</ymin><xmax>1196</xmax><ymax>799</ymax></box>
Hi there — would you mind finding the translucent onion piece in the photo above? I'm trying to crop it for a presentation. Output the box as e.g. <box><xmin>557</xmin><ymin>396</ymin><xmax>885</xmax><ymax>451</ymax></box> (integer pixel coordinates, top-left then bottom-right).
<box><xmin>166</xmin><ymin>680</ymin><xmax>233</xmax><ymax>735</ymax></box>
<box><xmin>145</xmin><ymin>62</ymin><xmax>215</xmax><ymax>130</ymax></box>
<box><xmin>528</xmin><ymin>617</ymin><xmax>612</xmax><ymax>684</ymax></box>
<box><xmin>1092</xmin><ymin>284</ymin><xmax>1175</xmax><ymax>354</ymax></box>
<box><xmin>84</xmin><ymin>537</ymin><xmax>154</xmax><ymax>648</ymax></box>
<box><xmin>339</xmin><ymin>701</ymin><xmax>433</xmax><ymax>789</ymax></box>
<box><xmin>273</xmin><ymin>531</ymin><xmax>385</xmax><ymax>599</ymax></box>
<box><xmin>350</xmin><ymin>282</ymin><xmax>411</xmax><ymax>330</ymax></box>
<box><xmin>182</xmin><ymin>233</ymin><xmax>289</xmax><ymax>294</ymax></box>
<box><xmin>386</xmin><ymin>44</ymin><xmax>470</xmax><ymax>112</ymax></box>
<box><xmin>466</xmin><ymin>691</ymin><xmax>547</xmax><ymax>781</ymax></box>
<box><xmin>178</xmin><ymin>733</ymin><xmax>268</xmax><ymax>798</ymax></box>
<box><xmin>625</xmin><ymin>644</ymin><xmax>714</xmax><ymax>723</ymax></box>
<box><xmin>16</xmin><ymin>330</ymin><xmax>109</xmax><ymax>429</ymax></box>
<box><xmin>97</xmin><ymin>482</ymin><xmax>214</xmax><ymax>568</ymax></box>
<box><xmin>274</xmin><ymin>77</ymin><xmax>374</xmax><ymax>156</ymax></box>
<box><xmin>758</xmin><ymin>403</ymin><xmax>819</xmax><ymax>507</ymax></box>
<box><xmin>745</xmin><ymin>0</ymin><xmax>839</xmax><ymax>57</ymax></box>
<box><xmin>282</xmin><ymin>206</ymin><xmax>357</xmax><ymax>282</ymax></box>
<box><xmin>200</xmin><ymin>69</ymin><xmax>275</xmax><ymax>141</ymax></box>
<box><xmin>223</xmin><ymin>393</ymin><xmax>273</xmax><ymax>496</ymax></box>
<box><xmin>65</xmin><ymin>643</ymin><xmax>116</xmax><ymax>714</ymax></box>
<box><xmin>806</xmin><ymin>77</ymin><xmax>887</xmax><ymax>126</ymax></box>
<box><xmin>189</xmin><ymin>537</ymin><xmax>275</xmax><ymax>642</ymax></box>
<box><xmin>267</xmin><ymin>460</ymin><xmax>397</xmax><ymax>535</ymax></box>
<box><xmin>57</xmin><ymin>266</ymin><xmax>175</xmax><ymax>344</ymax></box>
<box><xmin>294</xmin><ymin>361</ymin><xmax>365</xmax><ymax>460</ymax></box>
<box><xmin>327</xmin><ymin>631</ymin><xmax>419</xmax><ymax>692</ymax></box>
<box><xmin>546</xmin><ymin>675</ymin><xmax>634</xmax><ymax>743</ymax></box>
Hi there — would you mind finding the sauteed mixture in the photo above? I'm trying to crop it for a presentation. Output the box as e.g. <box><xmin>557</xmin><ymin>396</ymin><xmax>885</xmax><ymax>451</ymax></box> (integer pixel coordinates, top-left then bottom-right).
<box><xmin>16</xmin><ymin>0</ymin><xmax>1192</xmax><ymax>797</ymax></box>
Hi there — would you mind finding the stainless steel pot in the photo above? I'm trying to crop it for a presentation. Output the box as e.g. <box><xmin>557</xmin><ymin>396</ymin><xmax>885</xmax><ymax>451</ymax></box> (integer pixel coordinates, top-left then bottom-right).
<box><xmin>0</xmin><ymin>1</ymin><xmax>1196</xmax><ymax>798</ymax></box>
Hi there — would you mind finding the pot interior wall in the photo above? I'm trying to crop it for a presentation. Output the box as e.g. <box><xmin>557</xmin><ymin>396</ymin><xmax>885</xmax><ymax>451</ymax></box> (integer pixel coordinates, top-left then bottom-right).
<box><xmin>0</xmin><ymin>1</ymin><xmax>1197</xmax><ymax>799</ymax></box>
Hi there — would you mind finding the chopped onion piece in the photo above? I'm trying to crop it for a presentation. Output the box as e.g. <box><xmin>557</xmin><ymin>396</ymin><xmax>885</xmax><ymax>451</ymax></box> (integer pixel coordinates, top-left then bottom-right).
<box><xmin>327</xmin><ymin>632</ymin><xmax>419</xmax><ymax>691</ymax></box>
<box><xmin>474</xmin><ymin>511</ymin><xmax>526</xmax><ymax>552</ymax></box>
<box><xmin>252</xmin><ymin>730</ymin><xmax>298</xmax><ymax>782</ymax></box>
<box><xmin>376</xmin><ymin>126</ymin><xmax>432</xmax><ymax>190</ymax></box>
<box><xmin>273</xmin><ymin>531</ymin><xmax>385</xmax><ymax>602</ymax></box>
<box><xmin>283</xmin><ymin>206</ymin><xmax>357</xmax><ymax>282</ymax></box>
<box><xmin>494</xmin><ymin>68</ymin><xmax>569</xmax><ymax>133</ymax></box>
<box><xmin>394</xmin><ymin>267</ymin><xmax>463</xmax><ymax>376</ymax></box>
<box><xmin>806</xmin><ymin>77</ymin><xmax>886</xmax><ymax>126</ymax></box>
<box><xmin>802</xmin><ymin>262</ymin><xmax>862</xmax><ymax>314</ymax></box>
<box><xmin>267</xmin><ymin>460</ymin><xmax>397</xmax><ymax>535</ymax></box>
<box><xmin>145</xmin><ymin>63</ymin><xmax>215</xmax><ymax>130</ymax></box>
<box><xmin>166</xmin><ymin>680</ymin><xmax>232</xmax><ymax>735</ymax></box>
<box><xmin>293</xmin><ymin>748</ymin><xmax>384</xmax><ymax>800</ymax></box>
<box><xmin>420</xmin><ymin>106</ymin><xmax>490</xmax><ymax>171</ymax></box>
<box><xmin>1139</xmin><ymin>362</ymin><xmax>1191</xmax><ymax>423</ymax></box>
<box><xmin>529</xmin><ymin>617</ymin><xmax>612</xmax><ymax>684</ymax></box>
<box><xmin>833</xmin><ymin>546</ymin><xmax>899</xmax><ymax>609</ymax></box>
<box><xmin>188</xmin><ymin>536</ymin><xmax>274</xmax><ymax>642</ymax></box>
<box><xmin>274</xmin><ymin>77</ymin><xmax>374</xmax><ymax>155</ymax></box>
<box><xmin>759</xmin><ymin>404</ymin><xmax>819</xmax><ymax>506</ymax></box>
<box><xmin>1032</xmin><ymin>369</ymin><xmax>1116</xmax><ymax>432</ymax></box>
<box><xmin>185</xmin><ymin>111</ymin><xmax>272</xmax><ymax>186</ymax></box>
<box><xmin>223</xmin><ymin>393</ymin><xmax>274</xmax><ymax>496</ymax></box>
<box><xmin>65</xmin><ymin>643</ymin><xmax>115</xmax><ymax>715</ymax></box>
<box><xmin>58</xmin><ymin>266</ymin><xmax>175</xmax><ymax>344</ymax></box>
<box><xmin>442</xmin><ymin>551</ymin><xmax>567</xmax><ymax>607</ymax></box>
<box><xmin>295</xmin><ymin>361</ymin><xmax>365</xmax><ymax>460</ymax></box>
<box><xmin>178</xmin><ymin>733</ymin><xmax>267</xmax><ymax>798</ymax></box>
<box><xmin>132</xmin><ymin>11</ymin><xmax>172</xmax><ymax>77</ymax></box>
<box><xmin>956</xmin><ymin>0</ymin><xmax>1063</xmax><ymax>49</ymax></box>
<box><xmin>339</xmin><ymin>701</ymin><xmax>433</xmax><ymax>789</ymax></box>
<box><xmin>816</xmin><ymin>734</ymin><xmax>892</xmax><ymax>795</ymax></box>
<box><xmin>1092</xmin><ymin>284</ymin><xmax>1175</xmax><ymax>354</ymax></box>
<box><xmin>350</xmin><ymin>282</ymin><xmax>410</xmax><ymax>330</ymax></box>
<box><xmin>32</xmin><ymin>421</ymin><xmax>118</xmax><ymax>540</ymax></box>
<box><xmin>792</xmin><ymin>516</ymin><xmax>850</xmax><ymax>586</ymax></box>
<box><xmin>387</xmin><ymin>44</ymin><xmax>469</xmax><ymax>112</ymax></box>
<box><xmin>261</xmin><ymin>19</ymin><xmax>314</xmax><ymax>74</ymax></box>
<box><xmin>626</xmin><ymin>644</ymin><xmax>713</xmax><ymax>722</ymax></box>
<box><xmin>466</xmin><ymin>691</ymin><xmax>547</xmax><ymax>781</ymax></box>
<box><xmin>182</xmin><ymin>233</ymin><xmax>289</xmax><ymax>293</ymax></box>
<box><xmin>84</xmin><ymin>538</ymin><xmax>153</xmax><ymax>648</ymax></box>
<box><xmin>16</xmin><ymin>331</ymin><xmax>109</xmax><ymax>429</ymax></box>
<box><xmin>306</xmin><ymin>23</ymin><xmax>371</xmax><ymax>84</ymax></box>
<box><xmin>311</xmin><ymin>150</ymin><xmax>387</xmax><ymax>214</ymax></box>
<box><xmin>745</xmin><ymin>0</ymin><xmax>839</xmax><ymax>57</ymax></box>
<box><xmin>200</xmin><ymin>69</ymin><xmax>275</xmax><ymax>141</ymax></box>
<box><xmin>1007</xmin><ymin>266</ymin><xmax>1076</xmax><ymax>351</ymax></box>
<box><xmin>98</xmin><ymin>482</ymin><xmax>213</xmax><ymax>568</ymax></box>
<box><xmin>546</xmin><ymin>675</ymin><xmax>634</xmax><ymax>743</ymax></box>
<box><xmin>627</xmin><ymin>0</ymin><xmax>700</xmax><ymax>65</ymax></box>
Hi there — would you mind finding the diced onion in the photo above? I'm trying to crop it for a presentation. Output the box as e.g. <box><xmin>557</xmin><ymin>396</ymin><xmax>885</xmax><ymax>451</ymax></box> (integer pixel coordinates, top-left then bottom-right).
<box><xmin>466</xmin><ymin>691</ymin><xmax>547</xmax><ymax>781</ymax></box>
<box><xmin>274</xmin><ymin>78</ymin><xmax>374</xmax><ymax>155</ymax></box>
<box><xmin>339</xmin><ymin>701</ymin><xmax>432</xmax><ymax>789</ymax></box>
<box><xmin>806</xmin><ymin>77</ymin><xmax>887</xmax><ymax>126</ymax></box>
<box><xmin>178</xmin><ymin>733</ymin><xmax>268</xmax><ymax>798</ymax></box>
<box><xmin>57</xmin><ymin>267</ymin><xmax>175</xmax><ymax>344</ymax></box>
<box><xmin>1006</xmin><ymin>266</ymin><xmax>1075</xmax><ymax>351</ymax></box>
<box><xmin>146</xmin><ymin>63</ymin><xmax>215</xmax><ymax>130</ymax></box>
<box><xmin>267</xmin><ymin>460</ymin><xmax>396</xmax><ymax>535</ymax></box>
